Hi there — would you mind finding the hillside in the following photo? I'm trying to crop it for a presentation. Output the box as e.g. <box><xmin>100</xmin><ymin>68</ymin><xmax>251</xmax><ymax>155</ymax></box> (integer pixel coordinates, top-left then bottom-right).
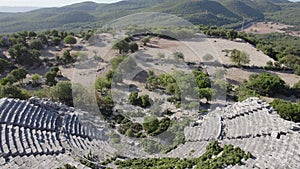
<box><xmin>0</xmin><ymin>0</ymin><xmax>298</xmax><ymax>33</ymax></box>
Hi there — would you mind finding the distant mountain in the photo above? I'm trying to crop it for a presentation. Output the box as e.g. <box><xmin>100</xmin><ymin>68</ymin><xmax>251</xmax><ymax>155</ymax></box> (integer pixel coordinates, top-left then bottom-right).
<box><xmin>0</xmin><ymin>0</ymin><xmax>298</xmax><ymax>33</ymax></box>
<box><xmin>0</xmin><ymin>6</ymin><xmax>41</xmax><ymax>13</ymax></box>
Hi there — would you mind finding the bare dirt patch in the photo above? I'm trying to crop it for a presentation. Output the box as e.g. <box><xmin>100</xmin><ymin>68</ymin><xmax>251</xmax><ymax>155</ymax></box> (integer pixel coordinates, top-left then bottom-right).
<box><xmin>244</xmin><ymin>22</ymin><xmax>300</xmax><ymax>37</ymax></box>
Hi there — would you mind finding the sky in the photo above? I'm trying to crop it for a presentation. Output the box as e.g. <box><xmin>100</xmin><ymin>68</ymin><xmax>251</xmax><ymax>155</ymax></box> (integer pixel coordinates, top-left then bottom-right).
<box><xmin>0</xmin><ymin>0</ymin><xmax>122</xmax><ymax>7</ymax></box>
<box><xmin>0</xmin><ymin>0</ymin><xmax>299</xmax><ymax>7</ymax></box>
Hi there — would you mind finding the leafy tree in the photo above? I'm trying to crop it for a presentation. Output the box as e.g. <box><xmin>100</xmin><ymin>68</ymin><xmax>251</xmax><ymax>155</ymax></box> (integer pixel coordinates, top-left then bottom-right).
<box><xmin>52</xmin><ymin>37</ymin><xmax>61</xmax><ymax>46</ymax></box>
<box><xmin>10</xmin><ymin>68</ymin><xmax>27</xmax><ymax>83</ymax></box>
<box><xmin>51</xmin><ymin>66</ymin><xmax>60</xmax><ymax>74</ymax></box>
<box><xmin>8</xmin><ymin>44</ymin><xmax>40</xmax><ymax>66</ymax></box>
<box><xmin>140</xmin><ymin>94</ymin><xmax>151</xmax><ymax>108</ymax></box>
<box><xmin>128</xmin><ymin>92</ymin><xmax>140</xmax><ymax>106</ymax></box>
<box><xmin>129</xmin><ymin>42</ymin><xmax>139</xmax><ymax>53</ymax></box>
<box><xmin>45</xmin><ymin>71</ymin><xmax>57</xmax><ymax>86</ymax></box>
<box><xmin>193</xmin><ymin>69</ymin><xmax>211</xmax><ymax>89</ymax></box>
<box><xmin>95</xmin><ymin>77</ymin><xmax>111</xmax><ymax>93</ymax></box>
<box><xmin>64</xmin><ymin>35</ymin><xmax>77</xmax><ymax>45</ymax></box>
<box><xmin>50</xmin><ymin>81</ymin><xmax>73</xmax><ymax>106</ymax></box>
<box><xmin>0</xmin><ymin>77</ymin><xmax>14</xmax><ymax>85</ymax></box>
<box><xmin>141</xmin><ymin>36</ymin><xmax>150</xmax><ymax>46</ymax></box>
<box><xmin>173</xmin><ymin>52</ymin><xmax>184</xmax><ymax>60</ymax></box>
<box><xmin>31</xmin><ymin>74</ymin><xmax>41</xmax><ymax>87</ymax></box>
<box><xmin>62</xmin><ymin>50</ymin><xmax>74</xmax><ymax>65</ymax></box>
<box><xmin>198</xmin><ymin>88</ymin><xmax>213</xmax><ymax>102</ymax></box>
<box><xmin>113</xmin><ymin>39</ymin><xmax>130</xmax><ymax>54</ymax></box>
<box><xmin>237</xmin><ymin>85</ymin><xmax>259</xmax><ymax>102</ymax></box>
<box><xmin>28</xmin><ymin>31</ymin><xmax>37</xmax><ymax>38</ymax></box>
<box><xmin>0</xmin><ymin>58</ymin><xmax>9</xmax><ymax>73</ymax></box>
<box><xmin>226</xmin><ymin>30</ymin><xmax>238</xmax><ymax>40</ymax></box>
<box><xmin>230</xmin><ymin>49</ymin><xmax>250</xmax><ymax>66</ymax></box>
<box><xmin>142</xmin><ymin>116</ymin><xmax>159</xmax><ymax>134</ymax></box>
<box><xmin>241</xmin><ymin>73</ymin><xmax>287</xmax><ymax>97</ymax></box>
<box><xmin>270</xmin><ymin>99</ymin><xmax>300</xmax><ymax>122</ymax></box>
<box><xmin>37</xmin><ymin>34</ymin><xmax>48</xmax><ymax>45</ymax></box>
<box><xmin>0</xmin><ymin>85</ymin><xmax>29</xmax><ymax>99</ymax></box>
<box><xmin>51</xmin><ymin>30</ymin><xmax>59</xmax><ymax>37</ymax></box>
<box><xmin>29</xmin><ymin>39</ymin><xmax>43</xmax><ymax>50</ymax></box>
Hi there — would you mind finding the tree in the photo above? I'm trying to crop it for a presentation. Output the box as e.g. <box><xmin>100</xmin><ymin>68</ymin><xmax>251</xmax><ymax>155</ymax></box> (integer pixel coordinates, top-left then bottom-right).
<box><xmin>141</xmin><ymin>36</ymin><xmax>150</xmax><ymax>46</ymax></box>
<box><xmin>62</xmin><ymin>50</ymin><xmax>74</xmax><ymax>65</ymax></box>
<box><xmin>10</xmin><ymin>68</ymin><xmax>27</xmax><ymax>83</ymax></box>
<box><xmin>113</xmin><ymin>39</ymin><xmax>130</xmax><ymax>54</ymax></box>
<box><xmin>31</xmin><ymin>74</ymin><xmax>41</xmax><ymax>87</ymax></box>
<box><xmin>95</xmin><ymin>77</ymin><xmax>111</xmax><ymax>94</ymax></box>
<box><xmin>37</xmin><ymin>34</ymin><xmax>48</xmax><ymax>45</ymax></box>
<box><xmin>51</xmin><ymin>30</ymin><xmax>59</xmax><ymax>37</ymax></box>
<box><xmin>0</xmin><ymin>85</ymin><xmax>29</xmax><ymax>99</ymax></box>
<box><xmin>51</xmin><ymin>66</ymin><xmax>60</xmax><ymax>74</ymax></box>
<box><xmin>142</xmin><ymin>116</ymin><xmax>159</xmax><ymax>134</ymax></box>
<box><xmin>64</xmin><ymin>35</ymin><xmax>77</xmax><ymax>45</ymax></box>
<box><xmin>226</xmin><ymin>30</ymin><xmax>238</xmax><ymax>40</ymax></box>
<box><xmin>29</xmin><ymin>39</ymin><xmax>43</xmax><ymax>50</ymax></box>
<box><xmin>28</xmin><ymin>31</ymin><xmax>37</xmax><ymax>38</ymax></box>
<box><xmin>50</xmin><ymin>81</ymin><xmax>73</xmax><ymax>106</ymax></box>
<box><xmin>243</xmin><ymin>73</ymin><xmax>287</xmax><ymax>97</ymax></box>
<box><xmin>173</xmin><ymin>52</ymin><xmax>184</xmax><ymax>60</ymax></box>
<box><xmin>8</xmin><ymin>44</ymin><xmax>40</xmax><ymax>66</ymax></box>
<box><xmin>198</xmin><ymin>88</ymin><xmax>213</xmax><ymax>102</ymax></box>
<box><xmin>0</xmin><ymin>58</ymin><xmax>9</xmax><ymax>73</ymax></box>
<box><xmin>52</xmin><ymin>37</ymin><xmax>61</xmax><ymax>46</ymax></box>
<box><xmin>270</xmin><ymin>99</ymin><xmax>300</xmax><ymax>122</ymax></box>
<box><xmin>128</xmin><ymin>92</ymin><xmax>141</xmax><ymax>106</ymax></box>
<box><xmin>230</xmin><ymin>49</ymin><xmax>250</xmax><ymax>66</ymax></box>
<box><xmin>45</xmin><ymin>71</ymin><xmax>57</xmax><ymax>86</ymax></box>
<box><xmin>140</xmin><ymin>94</ymin><xmax>151</xmax><ymax>108</ymax></box>
<box><xmin>129</xmin><ymin>42</ymin><xmax>139</xmax><ymax>53</ymax></box>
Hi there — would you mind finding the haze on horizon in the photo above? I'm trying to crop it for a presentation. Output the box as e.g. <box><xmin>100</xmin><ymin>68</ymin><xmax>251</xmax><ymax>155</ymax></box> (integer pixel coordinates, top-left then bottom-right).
<box><xmin>0</xmin><ymin>0</ymin><xmax>299</xmax><ymax>7</ymax></box>
<box><xmin>0</xmin><ymin>0</ymin><xmax>122</xmax><ymax>7</ymax></box>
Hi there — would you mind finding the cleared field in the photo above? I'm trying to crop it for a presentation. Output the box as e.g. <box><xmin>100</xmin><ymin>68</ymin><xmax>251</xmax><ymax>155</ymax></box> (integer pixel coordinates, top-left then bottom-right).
<box><xmin>244</xmin><ymin>22</ymin><xmax>300</xmax><ymax>37</ymax></box>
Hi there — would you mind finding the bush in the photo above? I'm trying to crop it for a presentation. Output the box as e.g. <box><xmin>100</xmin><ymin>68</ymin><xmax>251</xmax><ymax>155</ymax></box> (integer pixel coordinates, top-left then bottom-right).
<box><xmin>128</xmin><ymin>92</ymin><xmax>151</xmax><ymax>108</ymax></box>
<box><xmin>64</xmin><ymin>35</ymin><xmax>77</xmax><ymax>45</ymax></box>
<box><xmin>173</xmin><ymin>52</ymin><xmax>184</xmax><ymax>60</ymax></box>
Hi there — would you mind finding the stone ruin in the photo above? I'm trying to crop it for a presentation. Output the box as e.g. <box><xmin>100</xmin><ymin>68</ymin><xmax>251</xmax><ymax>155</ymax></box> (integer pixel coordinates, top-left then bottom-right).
<box><xmin>0</xmin><ymin>97</ymin><xmax>116</xmax><ymax>168</ymax></box>
<box><xmin>0</xmin><ymin>97</ymin><xmax>299</xmax><ymax>168</ymax></box>
<box><xmin>165</xmin><ymin>97</ymin><xmax>300</xmax><ymax>169</ymax></box>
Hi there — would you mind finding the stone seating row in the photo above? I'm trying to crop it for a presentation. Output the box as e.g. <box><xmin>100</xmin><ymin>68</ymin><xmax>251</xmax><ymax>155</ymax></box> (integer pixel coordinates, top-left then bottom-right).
<box><xmin>0</xmin><ymin>99</ymin><xmax>62</xmax><ymax>132</ymax></box>
<box><xmin>185</xmin><ymin>115</ymin><xmax>221</xmax><ymax>141</ymax></box>
<box><xmin>0</xmin><ymin>124</ymin><xmax>64</xmax><ymax>159</ymax></box>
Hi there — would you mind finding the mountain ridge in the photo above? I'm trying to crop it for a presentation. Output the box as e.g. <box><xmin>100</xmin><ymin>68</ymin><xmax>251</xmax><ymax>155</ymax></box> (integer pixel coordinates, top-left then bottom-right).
<box><xmin>0</xmin><ymin>0</ymin><xmax>298</xmax><ymax>33</ymax></box>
